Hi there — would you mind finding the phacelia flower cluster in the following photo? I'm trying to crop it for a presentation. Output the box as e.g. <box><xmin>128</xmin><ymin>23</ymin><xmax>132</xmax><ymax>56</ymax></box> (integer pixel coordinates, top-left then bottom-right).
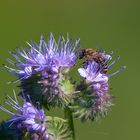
<box><xmin>2</xmin><ymin>33</ymin><xmax>125</xmax><ymax>125</ymax></box>
<box><xmin>77</xmin><ymin>50</ymin><xmax>126</xmax><ymax>120</ymax></box>
<box><xmin>4</xmin><ymin>33</ymin><xmax>80</xmax><ymax>106</ymax></box>
<box><xmin>0</xmin><ymin>93</ymin><xmax>49</xmax><ymax>140</ymax></box>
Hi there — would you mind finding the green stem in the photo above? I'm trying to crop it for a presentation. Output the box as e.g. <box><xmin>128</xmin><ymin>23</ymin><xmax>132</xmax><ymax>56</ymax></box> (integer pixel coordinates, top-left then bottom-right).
<box><xmin>64</xmin><ymin>106</ymin><xmax>75</xmax><ymax>140</ymax></box>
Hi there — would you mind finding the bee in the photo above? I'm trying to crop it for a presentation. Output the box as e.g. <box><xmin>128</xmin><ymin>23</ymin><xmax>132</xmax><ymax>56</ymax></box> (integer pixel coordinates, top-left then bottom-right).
<box><xmin>79</xmin><ymin>48</ymin><xmax>112</xmax><ymax>73</ymax></box>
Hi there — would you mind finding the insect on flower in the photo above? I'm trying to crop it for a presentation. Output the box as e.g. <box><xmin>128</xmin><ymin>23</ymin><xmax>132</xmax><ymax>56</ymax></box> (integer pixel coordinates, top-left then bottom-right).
<box><xmin>79</xmin><ymin>48</ymin><xmax>113</xmax><ymax>73</ymax></box>
<box><xmin>76</xmin><ymin>53</ymin><xmax>126</xmax><ymax>121</ymax></box>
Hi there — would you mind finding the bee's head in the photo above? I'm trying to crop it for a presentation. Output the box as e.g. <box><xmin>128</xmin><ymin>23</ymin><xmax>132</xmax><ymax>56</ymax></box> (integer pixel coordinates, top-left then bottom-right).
<box><xmin>79</xmin><ymin>49</ymin><xmax>86</xmax><ymax>59</ymax></box>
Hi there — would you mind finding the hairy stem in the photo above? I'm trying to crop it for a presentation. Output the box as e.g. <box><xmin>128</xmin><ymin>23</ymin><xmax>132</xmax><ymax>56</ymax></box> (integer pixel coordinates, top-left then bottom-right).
<box><xmin>64</xmin><ymin>106</ymin><xmax>75</xmax><ymax>140</ymax></box>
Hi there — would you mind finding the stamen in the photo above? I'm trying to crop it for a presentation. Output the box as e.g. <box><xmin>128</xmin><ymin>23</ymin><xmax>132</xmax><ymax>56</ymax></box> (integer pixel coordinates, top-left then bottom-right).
<box><xmin>9</xmin><ymin>51</ymin><xmax>22</xmax><ymax>62</ymax></box>
<box><xmin>26</xmin><ymin>43</ymin><xmax>42</xmax><ymax>55</ymax></box>
<box><xmin>27</xmin><ymin>95</ymin><xmax>32</xmax><ymax>104</ymax></box>
<box><xmin>0</xmin><ymin>105</ymin><xmax>15</xmax><ymax>115</ymax></box>
<box><xmin>109</xmin><ymin>66</ymin><xmax>126</xmax><ymax>77</ymax></box>
<box><xmin>8</xmin><ymin>121</ymin><xmax>15</xmax><ymax>128</ymax></box>
<box><xmin>13</xmin><ymin>89</ymin><xmax>18</xmax><ymax>104</ymax></box>
<box><xmin>3</xmin><ymin>65</ymin><xmax>19</xmax><ymax>76</ymax></box>
<box><xmin>39</xmin><ymin>35</ymin><xmax>44</xmax><ymax>52</ymax></box>
<box><xmin>7</xmin><ymin>116</ymin><xmax>23</xmax><ymax>123</ymax></box>
<box><xmin>7</xmin><ymin>95</ymin><xmax>20</xmax><ymax>107</ymax></box>
<box><xmin>6</xmin><ymin>58</ymin><xmax>16</xmax><ymax>66</ymax></box>
<box><xmin>7</xmin><ymin>75</ymin><xmax>27</xmax><ymax>84</ymax></box>
<box><xmin>75</xmin><ymin>38</ymin><xmax>80</xmax><ymax>46</ymax></box>
<box><xmin>108</xmin><ymin>56</ymin><xmax>120</xmax><ymax>69</ymax></box>
<box><xmin>36</xmin><ymin>101</ymin><xmax>40</xmax><ymax>109</ymax></box>
<box><xmin>5</xmin><ymin>101</ymin><xmax>18</xmax><ymax>111</ymax></box>
<box><xmin>14</xmin><ymin>75</ymin><xmax>28</xmax><ymax>83</ymax></box>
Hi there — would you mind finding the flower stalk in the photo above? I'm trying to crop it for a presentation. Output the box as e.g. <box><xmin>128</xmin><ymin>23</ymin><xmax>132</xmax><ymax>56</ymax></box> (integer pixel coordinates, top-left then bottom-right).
<box><xmin>64</xmin><ymin>106</ymin><xmax>75</xmax><ymax>140</ymax></box>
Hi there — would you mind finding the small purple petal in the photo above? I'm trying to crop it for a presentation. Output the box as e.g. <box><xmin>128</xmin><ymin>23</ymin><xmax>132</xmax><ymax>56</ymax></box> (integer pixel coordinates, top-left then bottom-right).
<box><xmin>92</xmin><ymin>83</ymin><xmax>101</xmax><ymax>90</ymax></box>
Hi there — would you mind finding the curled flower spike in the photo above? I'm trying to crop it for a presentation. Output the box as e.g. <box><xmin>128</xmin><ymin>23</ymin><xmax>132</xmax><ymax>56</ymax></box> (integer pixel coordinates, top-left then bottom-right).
<box><xmin>3</xmin><ymin>33</ymin><xmax>80</xmax><ymax>107</ymax></box>
<box><xmin>0</xmin><ymin>91</ymin><xmax>49</xmax><ymax>140</ymax></box>
<box><xmin>74</xmin><ymin>52</ymin><xmax>126</xmax><ymax>121</ymax></box>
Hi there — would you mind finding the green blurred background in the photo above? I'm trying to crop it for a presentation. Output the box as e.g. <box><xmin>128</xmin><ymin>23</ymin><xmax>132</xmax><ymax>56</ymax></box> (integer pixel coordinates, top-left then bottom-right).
<box><xmin>0</xmin><ymin>0</ymin><xmax>139</xmax><ymax>140</ymax></box>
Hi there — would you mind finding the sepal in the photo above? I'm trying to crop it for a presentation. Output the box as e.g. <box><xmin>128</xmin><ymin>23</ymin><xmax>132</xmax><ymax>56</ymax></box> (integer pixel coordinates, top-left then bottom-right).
<box><xmin>72</xmin><ymin>83</ymin><xmax>112</xmax><ymax>121</ymax></box>
<box><xmin>19</xmin><ymin>74</ymin><xmax>76</xmax><ymax>109</ymax></box>
<box><xmin>46</xmin><ymin>116</ymin><xmax>72</xmax><ymax>140</ymax></box>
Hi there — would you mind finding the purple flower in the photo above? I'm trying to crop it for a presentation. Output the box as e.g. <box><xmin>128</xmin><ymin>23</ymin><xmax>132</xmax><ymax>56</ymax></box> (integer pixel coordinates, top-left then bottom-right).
<box><xmin>20</xmin><ymin>102</ymin><xmax>46</xmax><ymax>132</ymax></box>
<box><xmin>78</xmin><ymin>61</ymin><xmax>108</xmax><ymax>83</ymax></box>
<box><xmin>93</xmin><ymin>82</ymin><xmax>111</xmax><ymax>110</ymax></box>
<box><xmin>4</xmin><ymin>33</ymin><xmax>80</xmax><ymax>80</ymax></box>
<box><xmin>53</xmin><ymin>36</ymin><xmax>80</xmax><ymax>69</ymax></box>
<box><xmin>0</xmin><ymin>92</ymin><xmax>49</xmax><ymax>140</ymax></box>
<box><xmin>92</xmin><ymin>82</ymin><xmax>109</xmax><ymax>95</ymax></box>
<box><xmin>78</xmin><ymin>56</ymin><xmax>126</xmax><ymax>114</ymax></box>
<box><xmin>78</xmin><ymin>55</ymin><xmax>126</xmax><ymax>85</ymax></box>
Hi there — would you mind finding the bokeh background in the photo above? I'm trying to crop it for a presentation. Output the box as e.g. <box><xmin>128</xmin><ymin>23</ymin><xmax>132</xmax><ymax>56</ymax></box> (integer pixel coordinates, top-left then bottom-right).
<box><xmin>0</xmin><ymin>0</ymin><xmax>139</xmax><ymax>140</ymax></box>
